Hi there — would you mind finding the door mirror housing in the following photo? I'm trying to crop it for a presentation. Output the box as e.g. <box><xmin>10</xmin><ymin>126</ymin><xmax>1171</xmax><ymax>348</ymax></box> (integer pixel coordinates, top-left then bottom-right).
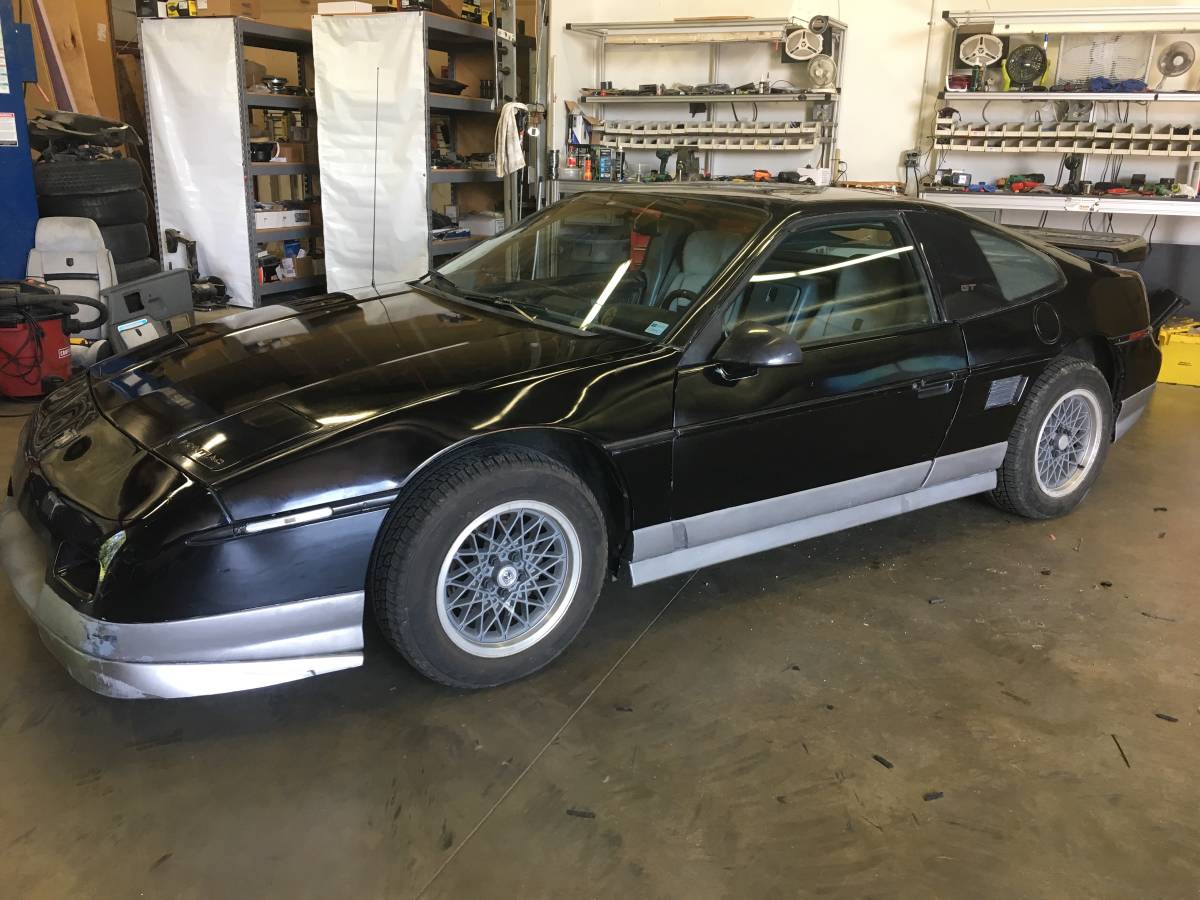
<box><xmin>714</xmin><ymin>321</ymin><xmax>804</xmax><ymax>369</ymax></box>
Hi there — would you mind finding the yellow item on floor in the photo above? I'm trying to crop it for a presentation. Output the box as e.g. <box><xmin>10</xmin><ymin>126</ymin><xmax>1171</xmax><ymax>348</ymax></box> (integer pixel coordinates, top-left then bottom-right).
<box><xmin>1159</xmin><ymin>319</ymin><xmax>1200</xmax><ymax>386</ymax></box>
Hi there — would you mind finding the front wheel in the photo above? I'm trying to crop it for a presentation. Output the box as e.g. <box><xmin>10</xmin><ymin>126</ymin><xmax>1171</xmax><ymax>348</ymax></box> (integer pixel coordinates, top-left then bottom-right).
<box><xmin>991</xmin><ymin>357</ymin><xmax>1113</xmax><ymax>519</ymax></box>
<box><xmin>370</xmin><ymin>447</ymin><xmax>607</xmax><ymax>688</ymax></box>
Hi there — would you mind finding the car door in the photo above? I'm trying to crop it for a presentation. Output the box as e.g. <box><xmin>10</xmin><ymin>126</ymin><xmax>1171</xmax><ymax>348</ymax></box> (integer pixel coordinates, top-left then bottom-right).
<box><xmin>668</xmin><ymin>210</ymin><xmax>969</xmax><ymax>528</ymax></box>
<box><xmin>903</xmin><ymin>209</ymin><xmax>1071</xmax><ymax>459</ymax></box>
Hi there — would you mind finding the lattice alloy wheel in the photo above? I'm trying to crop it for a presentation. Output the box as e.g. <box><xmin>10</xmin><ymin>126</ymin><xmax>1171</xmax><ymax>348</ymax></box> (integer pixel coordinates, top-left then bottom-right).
<box><xmin>1034</xmin><ymin>387</ymin><xmax>1104</xmax><ymax>499</ymax></box>
<box><xmin>436</xmin><ymin>500</ymin><xmax>582</xmax><ymax>658</ymax></box>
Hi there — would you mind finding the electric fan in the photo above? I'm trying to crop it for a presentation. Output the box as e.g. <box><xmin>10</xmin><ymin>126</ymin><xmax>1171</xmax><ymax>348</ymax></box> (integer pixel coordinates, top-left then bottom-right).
<box><xmin>807</xmin><ymin>54</ymin><xmax>837</xmax><ymax>89</ymax></box>
<box><xmin>1158</xmin><ymin>41</ymin><xmax>1196</xmax><ymax>78</ymax></box>
<box><xmin>1005</xmin><ymin>43</ymin><xmax>1047</xmax><ymax>89</ymax></box>
<box><xmin>784</xmin><ymin>27</ymin><xmax>823</xmax><ymax>62</ymax></box>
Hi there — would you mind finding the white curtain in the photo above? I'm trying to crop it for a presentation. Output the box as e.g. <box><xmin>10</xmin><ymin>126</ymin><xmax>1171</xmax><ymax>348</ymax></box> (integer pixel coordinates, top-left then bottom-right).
<box><xmin>313</xmin><ymin>13</ymin><xmax>430</xmax><ymax>293</ymax></box>
<box><xmin>142</xmin><ymin>18</ymin><xmax>254</xmax><ymax>306</ymax></box>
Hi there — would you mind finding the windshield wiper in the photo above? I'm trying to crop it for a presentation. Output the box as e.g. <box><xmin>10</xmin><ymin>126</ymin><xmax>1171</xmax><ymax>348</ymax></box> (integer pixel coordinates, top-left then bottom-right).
<box><xmin>418</xmin><ymin>272</ymin><xmax>545</xmax><ymax>323</ymax></box>
<box><xmin>418</xmin><ymin>270</ymin><xmax>460</xmax><ymax>292</ymax></box>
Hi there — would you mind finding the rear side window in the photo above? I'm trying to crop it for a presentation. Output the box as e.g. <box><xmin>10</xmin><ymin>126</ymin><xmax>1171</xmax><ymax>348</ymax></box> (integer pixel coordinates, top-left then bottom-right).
<box><xmin>970</xmin><ymin>229</ymin><xmax>1065</xmax><ymax>304</ymax></box>
<box><xmin>906</xmin><ymin>211</ymin><xmax>1064</xmax><ymax>320</ymax></box>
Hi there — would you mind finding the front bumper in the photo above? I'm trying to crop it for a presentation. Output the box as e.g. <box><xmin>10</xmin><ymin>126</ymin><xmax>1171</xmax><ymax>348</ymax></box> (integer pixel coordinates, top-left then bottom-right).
<box><xmin>1</xmin><ymin>500</ymin><xmax>364</xmax><ymax>699</ymax></box>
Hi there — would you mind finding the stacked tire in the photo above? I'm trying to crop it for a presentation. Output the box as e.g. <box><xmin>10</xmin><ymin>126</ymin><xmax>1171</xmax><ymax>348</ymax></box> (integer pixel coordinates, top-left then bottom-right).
<box><xmin>35</xmin><ymin>158</ymin><xmax>160</xmax><ymax>283</ymax></box>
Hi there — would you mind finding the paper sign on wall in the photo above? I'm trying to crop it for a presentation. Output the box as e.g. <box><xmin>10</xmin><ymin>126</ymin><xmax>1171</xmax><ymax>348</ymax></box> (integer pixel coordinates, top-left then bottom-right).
<box><xmin>0</xmin><ymin>113</ymin><xmax>18</xmax><ymax>147</ymax></box>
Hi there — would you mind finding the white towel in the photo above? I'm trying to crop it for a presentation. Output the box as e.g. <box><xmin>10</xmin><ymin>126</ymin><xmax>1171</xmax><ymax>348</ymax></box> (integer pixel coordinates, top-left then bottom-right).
<box><xmin>495</xmin><ymin>101</ymin><xmax>529</xmax><ymax>177</ymax></box>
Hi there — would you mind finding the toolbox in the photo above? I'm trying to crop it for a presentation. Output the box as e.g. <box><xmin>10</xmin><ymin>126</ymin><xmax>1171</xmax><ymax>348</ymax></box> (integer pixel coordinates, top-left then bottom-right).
<box><xmin>1158</xmin><ymin>320</ymin><xmax>1200</xmax><ymax>387</ymax></box>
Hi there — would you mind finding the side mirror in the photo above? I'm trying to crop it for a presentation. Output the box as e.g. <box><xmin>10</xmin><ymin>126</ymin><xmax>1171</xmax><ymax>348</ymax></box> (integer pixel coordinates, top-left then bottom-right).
<box><xmin>714</xmin><ymin>321</ymin><xmax>804</xmax><ymax>373</ymax></box>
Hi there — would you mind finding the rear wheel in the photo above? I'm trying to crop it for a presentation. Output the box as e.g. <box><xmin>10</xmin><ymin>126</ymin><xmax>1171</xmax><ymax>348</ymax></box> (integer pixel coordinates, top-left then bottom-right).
<box><xmin>370</xmin><ymin>447</ymin><xmax>607</xmax><ymax>688</ymax></box>
<box><xmin>991</xmin><ymin>357</ymin><xmax>1113</xmax><ymax>519</ymax></box>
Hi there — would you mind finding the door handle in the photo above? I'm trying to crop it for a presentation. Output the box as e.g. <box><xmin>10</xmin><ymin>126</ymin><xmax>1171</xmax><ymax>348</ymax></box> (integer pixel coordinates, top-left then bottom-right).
<box><xmin>913</xmin><ymin>378</ymin><xmax>954</xmax><ymax>399</ymax></box>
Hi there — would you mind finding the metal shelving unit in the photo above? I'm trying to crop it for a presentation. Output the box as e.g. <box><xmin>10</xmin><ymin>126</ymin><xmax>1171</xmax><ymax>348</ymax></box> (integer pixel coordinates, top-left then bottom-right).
<box><xmin>238</xmin><ymin>19</ymin><xmax>325</xmax><ymax>304</ymax></box>
<box><xmin>141</xmin><ymin>17</ymin><xmax>325</xmax><ymax>308</ymax></box>
<box><xmin>423</xmin><ymin>11</ymin><xmax>518</xmax><ymax>259</ymax></box>
<box><xmin>562</xmin><ymin>16</ymin><xmax>846</xmax><ymax>197</ymax></box>
<box><xmin>923</xmin><ymin>7</ymin><xmax>1200</xmax><ymax>221</ymax></box>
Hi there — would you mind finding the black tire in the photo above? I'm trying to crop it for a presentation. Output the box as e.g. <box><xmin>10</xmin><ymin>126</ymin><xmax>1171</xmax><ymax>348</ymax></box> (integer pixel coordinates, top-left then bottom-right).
<box><xmin>34</xmin><ymin>158</ymin><xmax>143</xmax><ymax>196</ymax></box>
<box><xmin>991</xmin><ymin>357</ymin><xmax>1113</xmax><ymax>519</ymax></box>
<box><xmin>100</xmin><ymin>223</ymin><xmax>151</xmax><ymax>265</ymax></box>
<box><xmin>39</xmin><ymin>189</ymin><xmax>149</xmax><ymax>225</ymax></box>
<box><xmin>115</xmin><ymin>257</ymin><xmax>161</xmax><ymax>283</ymax></box>
<box><xmin>370</xmin><ymin>446</ymin><xmax>608</xmax><ymax>688</ymax></box>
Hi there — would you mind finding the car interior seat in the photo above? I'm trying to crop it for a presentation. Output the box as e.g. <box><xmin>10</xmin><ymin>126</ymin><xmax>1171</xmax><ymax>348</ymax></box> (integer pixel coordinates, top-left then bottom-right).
<box><xmin>660</xmin><ymin>229</ymin><xmax>745</xmax><ymax>311</ymax></box>
<box><xmin>25</xmin><ymin>217</ymin><xmax>117</xmax><ymax>340</ymax></box>
<box><xmin>808</xmin><ymin>255</ymin><xmax>932</xmax><ymax>340</ymax></box>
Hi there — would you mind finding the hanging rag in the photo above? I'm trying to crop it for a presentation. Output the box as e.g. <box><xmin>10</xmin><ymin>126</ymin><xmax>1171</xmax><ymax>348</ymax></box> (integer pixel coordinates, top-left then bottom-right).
<box><xmin>495</xmin><ymin>101</ymin><xmax>529</xmax><ymax>177</ymax></box>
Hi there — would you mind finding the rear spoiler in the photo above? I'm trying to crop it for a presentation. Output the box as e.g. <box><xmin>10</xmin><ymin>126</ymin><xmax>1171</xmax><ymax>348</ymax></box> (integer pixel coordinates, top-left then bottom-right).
<box><xmin>1010</xmin><ymin>225</ymin><xmax>1148</xmax><ymax>264</ymax></box>
<box><xmin>1148</xmin><ymin>288</ymin><xmax>1189</xmax><ymax>330</ymax></box>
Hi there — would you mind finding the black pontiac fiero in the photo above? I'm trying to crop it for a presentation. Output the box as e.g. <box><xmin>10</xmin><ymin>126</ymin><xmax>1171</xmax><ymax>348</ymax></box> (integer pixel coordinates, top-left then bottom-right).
<box><xmin>2</xmin><ymin>186</ymin><xmax>1168</xmax><ymax>698</ymax></box>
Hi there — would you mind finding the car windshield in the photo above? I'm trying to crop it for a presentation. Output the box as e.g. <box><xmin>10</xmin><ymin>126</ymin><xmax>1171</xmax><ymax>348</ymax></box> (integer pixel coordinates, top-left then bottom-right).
<box><xmin>430</xmin><ymin>192</ymin><xmax>767</xmax><ymax>340</ymax></box>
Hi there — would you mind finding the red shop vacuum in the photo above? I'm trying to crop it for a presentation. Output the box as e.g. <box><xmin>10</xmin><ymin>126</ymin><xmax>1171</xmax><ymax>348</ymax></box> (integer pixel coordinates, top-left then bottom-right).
<box><xmin>0</xmin><ymin>281</ymin><xmax>107</xmax><ymax>400</ymax></box>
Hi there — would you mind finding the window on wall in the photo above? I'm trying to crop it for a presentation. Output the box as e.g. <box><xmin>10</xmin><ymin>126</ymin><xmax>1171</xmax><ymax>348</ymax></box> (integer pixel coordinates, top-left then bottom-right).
<box><xmin>724</xmin><ymin>218</ymin><xmax>935</xmax><ymax>345</ymax></box>
<box><xmin>905</xmin><ymin>211</ymin><xmax>1065</xmax><ymax>320</ymax></box>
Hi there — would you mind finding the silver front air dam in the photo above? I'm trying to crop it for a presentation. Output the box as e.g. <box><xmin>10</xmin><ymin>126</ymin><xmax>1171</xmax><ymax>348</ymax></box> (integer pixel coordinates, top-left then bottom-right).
<box><xmin>0</xmin><ymin>501</ymin><xmax>364</xmax><ymax>699</ymax></box>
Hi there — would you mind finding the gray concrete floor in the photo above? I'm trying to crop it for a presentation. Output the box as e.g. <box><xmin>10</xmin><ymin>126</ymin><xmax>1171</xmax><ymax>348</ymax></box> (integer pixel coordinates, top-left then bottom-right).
<box><xmin>1</xmin><ymin>385</ymin><xmax>1197</xmax><ymax>899</ymax></box>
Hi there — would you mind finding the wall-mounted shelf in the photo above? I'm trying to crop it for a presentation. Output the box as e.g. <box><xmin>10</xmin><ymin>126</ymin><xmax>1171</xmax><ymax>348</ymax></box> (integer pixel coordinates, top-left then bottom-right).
<box><xmin>430</xmin><ymin>93</ymin><xmax>495</xmax><ymax>113</ymax></box>
<box><xmin>562</xmin><ymin>16</ymin><xmax>846</xmax><ymax>199</ymax></box>
<box><xmin>579</xmin><ymin>91</ymin><xmax>836</xmax><ymax>104</ymax></box>
<box><xmin>258</xmin><ymin>275</ymin><xmax>325</xmax><ymax>296</ymax></box>
<box><xmin>245</xmin><ymin>92</ymin><xmax>315</xmax><ymax>110</ymax></box>
<box><xmin>920</xmin><ymin>189</ymin><xmax>1200</xmax><ymax>218</ymax></box>
<box><xmin>567</xmin><ymin>17</ymin><xmax>818</xmax><ymax>44</ymax></box>
<box><xmin>255</xmin><ymin>224</ymin><xmax>316</xmax><ymax>241</ymax></box>
<box><xmin>426</xmin><ymin>12</ymin><xmax>496</xmax><ymax>52</ymax></box>
<box><xmin>430</xmin><ymin>168</ymin><xmax>502</xmax><ymax>183</ymax></box>
<box><xmin>595</xmin><ymin>119</ymin><xmax>819</xmax><ymax>151</ymax></box>
<box><xmin>929</xmin><ymin>7</ymin><xmax>1200</xmax><ymax>227</ymax></box>
<box><xmin>250</xmin><ymin>162</ymin><xmax>317</xmax><ymax>177</ymax></box>
<box><xmin>431</xmin><ymin>236</ymin><xmax>486</xmax><ymax>256</ymax></box>
<box><xmin>938</xmin><ymin>90</ymin><xmax>1200</xmax><ymax>103</ymax></box>
<box><xmin>934</xmin><ymin>117</ymin><xmax>1200</xmax><ymax>156</ymax></box>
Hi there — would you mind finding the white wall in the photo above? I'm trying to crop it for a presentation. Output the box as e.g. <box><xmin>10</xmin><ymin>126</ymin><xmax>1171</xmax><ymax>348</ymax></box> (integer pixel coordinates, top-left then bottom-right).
<box><xmin>548</xmin><ymin>0</ymin><xmax>1200</xmax><ymax>244</ymax></box>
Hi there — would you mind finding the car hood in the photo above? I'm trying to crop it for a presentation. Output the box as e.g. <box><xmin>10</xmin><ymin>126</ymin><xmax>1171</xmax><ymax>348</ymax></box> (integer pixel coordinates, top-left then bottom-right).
<box><xmin>89</xmin><ymin>288</ymin><xmax>644</xmax><ymax>479</ymax></box>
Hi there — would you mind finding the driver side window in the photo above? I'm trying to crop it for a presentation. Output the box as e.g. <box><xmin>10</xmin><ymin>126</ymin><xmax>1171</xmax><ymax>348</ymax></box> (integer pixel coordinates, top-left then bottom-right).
<box><xmin>726</xmin><ymin>218</ymin><xmax>935</xmax><ymax>345</ymax></box>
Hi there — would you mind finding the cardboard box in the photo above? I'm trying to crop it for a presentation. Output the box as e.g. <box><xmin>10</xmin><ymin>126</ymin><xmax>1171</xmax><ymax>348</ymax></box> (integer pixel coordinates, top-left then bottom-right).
<box><xmin>197</xmin><ymin>0</ymin><xmax>262</xmax><ymax>17</ymax></box>
<box><xmin>291</xmin><ymin>257</ymin><xmax>320</xmax><ymax>278</ymax></box>
<box><xmin>255</xmin><ymin>209</ymin><xmax>312</xmax><ymax>230</ymax></box>
<box><xmin>1158</xmin><ymin>320</ymin><xmax>1200</xmax><ymax>386</ymax></box>
<box><xmin>243</xmin><ymin>60</ymin><xmax>267</xmax><ymax>90</ymax></box>
<box><xmin>462</xmin><ymin>211</ymin><xmax>505</xmax><ymax>237</ymax></box>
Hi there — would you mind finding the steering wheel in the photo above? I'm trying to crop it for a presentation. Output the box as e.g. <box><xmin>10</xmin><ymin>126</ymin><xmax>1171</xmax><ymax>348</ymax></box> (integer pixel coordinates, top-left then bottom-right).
<box><xmin>661</xmin><ymin>288</ymin><xmax>699</xmax><ymax>312</ymax></box>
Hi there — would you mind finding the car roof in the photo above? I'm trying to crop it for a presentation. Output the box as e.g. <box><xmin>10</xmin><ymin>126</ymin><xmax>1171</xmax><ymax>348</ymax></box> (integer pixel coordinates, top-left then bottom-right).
<box><xmin>563</xmin><ymin>183</ymin><xmax>934</xmax><ymax>215</ymax></box>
